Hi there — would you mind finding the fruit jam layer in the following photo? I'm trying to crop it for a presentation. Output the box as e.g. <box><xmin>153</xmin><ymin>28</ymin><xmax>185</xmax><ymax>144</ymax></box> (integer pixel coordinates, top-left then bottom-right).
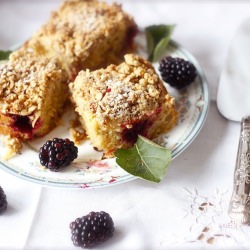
<box><xmin>120</xmin><ymin>107</ymin><xmax>162</xmax><ymax>145</ymax></box>
<box><xmin>121</xmin><ymin>119</ymin><xmax>152</xmax><ymax>145</ymax></box>
<box><xmin>8</xmin><ymin>114</ymin><xmax>41</xmax><ymax>140</ymax></box>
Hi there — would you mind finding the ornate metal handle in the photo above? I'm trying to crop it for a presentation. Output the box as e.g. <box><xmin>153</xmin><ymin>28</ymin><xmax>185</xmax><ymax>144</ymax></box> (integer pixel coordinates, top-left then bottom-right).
<box><xmin>228</xmin><ymin>116</ymin><xmax>250</xmax><ymax>224</ymax></box>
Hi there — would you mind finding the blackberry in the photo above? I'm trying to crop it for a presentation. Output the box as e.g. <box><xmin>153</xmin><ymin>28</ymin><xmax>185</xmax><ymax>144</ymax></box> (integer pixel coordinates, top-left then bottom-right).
<box><xmin>70</xmin><ymin>211</ymin><xmax>115</xmax><ymax>248</ymax></box>
<box><xmin>159</xmin><ymin>56</ymin><xmax>197</xmax><ymax>89</ymax></box>
<box><xmin>0</xmin><ymin>186</ymin><xmax>7</xmax><ymax>214</ymax></box>
<box><xmin>39</xmin><ymin>138</ymin><xmax>78</xmax><ymax>172</ymax></box>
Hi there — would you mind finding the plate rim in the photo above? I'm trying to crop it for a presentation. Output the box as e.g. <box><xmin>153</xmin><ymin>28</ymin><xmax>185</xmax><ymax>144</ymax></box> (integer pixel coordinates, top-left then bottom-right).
<box><xmin>0</xmin><ymin>39</ymin><xmax>210</xmax><ymax>189</ymax></box>
<box><xmin>169</xmin><ymin>39</ymin><xmax>210</xmax><ymax>159</ymax></box>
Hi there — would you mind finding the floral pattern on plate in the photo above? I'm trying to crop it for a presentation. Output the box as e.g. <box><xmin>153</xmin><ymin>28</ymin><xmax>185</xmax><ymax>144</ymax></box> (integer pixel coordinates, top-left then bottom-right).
<box><xmin>0</xmin><ymin>40</ymin><xmax>209</xmax><ymax>188</ymax></box>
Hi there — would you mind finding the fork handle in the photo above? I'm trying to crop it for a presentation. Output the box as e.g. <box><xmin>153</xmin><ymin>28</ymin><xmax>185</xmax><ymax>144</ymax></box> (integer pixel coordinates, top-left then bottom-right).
<box><xmin>228</xmin><ymin>116</ymin><xmax>250</xmax><ymax>224</ymax></box>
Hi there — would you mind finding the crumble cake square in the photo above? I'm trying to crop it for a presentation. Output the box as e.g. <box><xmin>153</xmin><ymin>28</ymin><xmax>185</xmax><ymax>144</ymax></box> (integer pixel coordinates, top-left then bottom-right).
<box><xmin>69</xmin><ymin>54</ymin><xmax>178</xmax><ymax>156</ymax></box>
<box><xmin>0</xmin><ymin>52</ymin><xmax>68</xmax><ymax>156</ymax></box>
<box><xmin>19</xmin><ymin>0</ymin><xmax>138</xmax><ymax>79</ymax></box>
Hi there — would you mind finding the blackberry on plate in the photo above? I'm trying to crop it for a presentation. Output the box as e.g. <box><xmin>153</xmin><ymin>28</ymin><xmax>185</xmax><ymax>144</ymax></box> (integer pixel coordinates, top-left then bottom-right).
<box><xmin>0</xmin><ymin>186</ymin><xmax>7</xmax><ymax>214</ymax></box>
<box><xmin>70</xmin><ymin>211</ymin><xmax>115</xmax><ymax>248</ymax></box>
<box><xmin>159</xmin><ymin>56</ymin><xmax>197</xmax><ymax>89</ymax></box>
<box><xmin>39</xmin><ymin>138</ymin><xmax>78</xmax><ymax>172</ymax></box>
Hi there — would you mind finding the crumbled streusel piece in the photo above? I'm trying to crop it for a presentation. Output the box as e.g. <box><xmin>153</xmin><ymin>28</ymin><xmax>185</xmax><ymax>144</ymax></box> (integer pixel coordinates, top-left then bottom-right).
<box><xmin>2</xmin><ymin>135</ymin><xmax>22</xmax><ymax>160</ymax></box>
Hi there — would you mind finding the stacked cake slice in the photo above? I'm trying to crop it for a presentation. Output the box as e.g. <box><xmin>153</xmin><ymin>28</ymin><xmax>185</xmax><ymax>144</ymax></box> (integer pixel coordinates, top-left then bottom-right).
<box><xmin>19</xmin><ymin>0</ymin><xmax>138</xmax><ymax>80</ymax></box>
<box><xmin>0</xmin><ymin>0</ymin><xmax>138</xmax><ymax>157</ymax></box>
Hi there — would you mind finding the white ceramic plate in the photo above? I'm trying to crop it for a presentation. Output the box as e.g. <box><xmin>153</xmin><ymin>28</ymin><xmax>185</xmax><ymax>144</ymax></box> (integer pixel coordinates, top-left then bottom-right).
<box><xmin>0</xmin><ymin>39</ymin><xmax>209</xmax><ymax>188</ymax></box>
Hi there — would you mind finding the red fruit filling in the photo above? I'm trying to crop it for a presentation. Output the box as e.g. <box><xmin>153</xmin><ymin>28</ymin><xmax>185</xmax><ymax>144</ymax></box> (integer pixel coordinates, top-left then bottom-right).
<box><xmin>121</xmin><ymin>119</ymin><xmax>153</xmax><ymax>145</ymax></box>
<box><xmin>121</xmin><ymin>24</ymin><xmax>138</xmax><ymax>55</ymax></box>
<box><xmin>9</xmin><ymin>114</ymin><xmax>41</xmax><ymax>139</ymax></box>
<box><xmin>121</xmin><ymin>107</ymin><xmax>162</xmax><ymax>145</ymax></box>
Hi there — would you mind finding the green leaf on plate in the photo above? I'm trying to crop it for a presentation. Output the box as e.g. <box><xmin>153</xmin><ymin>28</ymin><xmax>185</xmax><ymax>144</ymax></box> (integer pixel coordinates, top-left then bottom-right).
<box><xmin>0</xmin><ymin>50</ymin><xmax>12</xmax><ymax>60</ymax></box>
<box><xmin>145</xmin><ymin>24</ymin><xmax>175</xmax><ymax>62</ymax></box>
<box><xmin>114</xmin><ymin>135</ymin><xmax>172</xmax><ymax>183</ymax></box>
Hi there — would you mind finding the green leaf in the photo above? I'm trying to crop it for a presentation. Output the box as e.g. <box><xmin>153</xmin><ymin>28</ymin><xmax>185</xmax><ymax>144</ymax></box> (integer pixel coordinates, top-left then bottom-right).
<box><xmin>114</xmin><ymin>135</ymin><xmax>172</xmax><ymax>183</ymax></box>
<box><xmin>0</xmin><ymin>50</ymin><xmax>12</xmax><ymax>60</ymax></box>
<box><xmin>145</xmin><ymin>24</ymin><xmax>175</xmax><ymax>62</ymax></box>
<box><xmin>145</xmin><ymin>30</ymin><xmax>154</xmax><ymax>59</ymax></box>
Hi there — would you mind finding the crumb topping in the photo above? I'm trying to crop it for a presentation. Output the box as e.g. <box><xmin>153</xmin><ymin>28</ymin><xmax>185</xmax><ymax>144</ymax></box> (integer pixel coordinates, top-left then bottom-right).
<box><xmin>24</xmin><ymin>0</ymin><xmax>136</xmax><ymax>74</ymax></box>
<box><xmin>70</xmin><ymin>54</ymin><xmax>169</xmax><ymax>125</ymax></box>
<box><xmin>49</xmin><ymin>0</ymin><xmax>125</xmax><ymax>34</ymax></box>
<box><xmin>0</xmin><ymin>51</ymin><xmax>65</xmax><ymax>118</ymax></box>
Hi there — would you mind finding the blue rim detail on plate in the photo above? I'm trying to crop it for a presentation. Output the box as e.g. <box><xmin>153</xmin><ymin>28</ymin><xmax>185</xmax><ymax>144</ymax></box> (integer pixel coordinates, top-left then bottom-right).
<box><xmin>0</xmin><ymin>40</ymin><xmax>209</xmax><ymax>189</ymax></box>
<box><xmin>169</xmin><ymin>40</ymin><xmax>209</xmax><ymax>158</ymax></box>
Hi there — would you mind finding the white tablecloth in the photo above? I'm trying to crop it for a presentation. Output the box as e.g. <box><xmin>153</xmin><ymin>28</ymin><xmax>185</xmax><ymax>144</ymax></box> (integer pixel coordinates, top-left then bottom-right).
<box><xmin>0</xmin><ymin>1</ymin><xmax>250</xmax><ymax>249</ymax></box>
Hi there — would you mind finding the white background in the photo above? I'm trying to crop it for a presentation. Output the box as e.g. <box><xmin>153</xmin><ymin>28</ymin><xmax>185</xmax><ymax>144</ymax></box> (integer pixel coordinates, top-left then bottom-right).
<box><xmin>1</xmin><ymin>1</ymin><xmax>250</xmax><ymax>249</ymax></box>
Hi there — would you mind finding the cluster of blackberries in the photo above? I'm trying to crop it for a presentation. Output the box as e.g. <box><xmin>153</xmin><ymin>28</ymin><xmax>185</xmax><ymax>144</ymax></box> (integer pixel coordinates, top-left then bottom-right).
<box><xmin>0</xmin><ymin>186</ymin><xmax>7</xmax><ymax>214</ymax></box>
<box><xmin>70</xmin><ymin>211</ymin><xmax>115</xmax><ymax>248</ymax></box>
<box><xmin>159</xmin><ymin>56</ymin><xmax>197</xmax><ymax>89</ymax></box>
<box><xmin>39</xmin><ymin>139</ymin><xmax>115</xmax><ymax>247</ymax></box>
<box><xmin>39</xmin><ymin>138</ymin><xmax>78</xmax><ymax>171</ymax></box>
